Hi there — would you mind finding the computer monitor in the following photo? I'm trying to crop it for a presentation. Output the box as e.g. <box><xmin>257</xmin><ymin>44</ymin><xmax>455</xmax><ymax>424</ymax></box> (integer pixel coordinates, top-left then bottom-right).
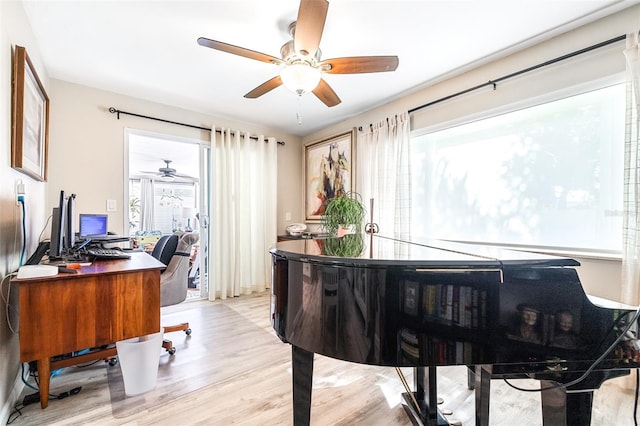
<box><xmin>79</xmin><ymin>214</ymin><xmax>108</xmax><ymax>239</ymax></box>
<box><xmin>65</xmin><ymin>193</ymin><xmax>76</xmax><ymax>250</ymax></box>
<box><xmin>49</xmin><ymin>190</ymin><xmax>67</xmax><ymax>259</ymax></box>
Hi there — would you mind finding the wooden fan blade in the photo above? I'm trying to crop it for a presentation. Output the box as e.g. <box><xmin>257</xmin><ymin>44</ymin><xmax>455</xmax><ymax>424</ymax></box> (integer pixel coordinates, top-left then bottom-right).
<box><xmin>244</xmin><ymin>76</ymin><xmax>283</xmax><ymax>98</ymax></box>
<box><xmin>197</xmin><ymin>37</ymin><xmax>283</xmax><ymax>65</ymax></box>
<box><xmin>294</xmin><ymin>0</ymin><xmax>329</xmax><ymax>57</ymax></box>
<box><xmin>321</xmin><ymin>56</ymin><xmax>399</xmax><ymax>74</ymax></box>
<box><xmin>312</xmin><ymin>78</ymin><xmax>341</xmax><ymax>107</ymax></box>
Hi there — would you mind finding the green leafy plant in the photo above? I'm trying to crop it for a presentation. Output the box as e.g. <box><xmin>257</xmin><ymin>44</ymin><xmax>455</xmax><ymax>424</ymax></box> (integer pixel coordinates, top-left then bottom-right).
<box><xmin>129</xmin><ymin>197</ymin><xmax>141</xmax><ymax>230</ymax></box>
<box><xmin>323</xmin><ymin>233</ymin><xmax>365</xmax><ymax>257</ymax></box>
<box><xmin>322</xmin><ymin>191</ymin><xmax>366</xmax><ymax>235</ymax></box>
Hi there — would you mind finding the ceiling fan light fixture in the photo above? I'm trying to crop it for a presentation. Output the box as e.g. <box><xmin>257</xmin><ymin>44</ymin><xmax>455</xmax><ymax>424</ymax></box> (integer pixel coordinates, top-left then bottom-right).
<box><xmin>280</xmin><ymin>63</ymin><xmax>321</xmax><ymax>96</ymax></box>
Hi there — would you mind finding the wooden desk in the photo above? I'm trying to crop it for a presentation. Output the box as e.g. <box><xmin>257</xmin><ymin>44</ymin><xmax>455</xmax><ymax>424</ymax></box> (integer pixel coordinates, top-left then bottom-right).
<box><xmin>13</xmin><ymin>252</ymin><xmax>164</xmax><ymax>408</ymax></box>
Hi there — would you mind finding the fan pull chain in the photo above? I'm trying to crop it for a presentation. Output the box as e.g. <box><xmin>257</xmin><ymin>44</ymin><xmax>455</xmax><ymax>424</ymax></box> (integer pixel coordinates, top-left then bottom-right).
<box><xmin>296</xmin><ymin>95</ymin><xmax>303</xmax><ymax>125</ymax></box>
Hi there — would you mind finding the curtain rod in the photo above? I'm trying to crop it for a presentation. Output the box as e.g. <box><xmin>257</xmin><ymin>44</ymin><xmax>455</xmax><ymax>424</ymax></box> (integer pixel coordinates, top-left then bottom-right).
<box><xmin>108</xmin><ymin>107</ymin><xmax>285</xmax><ymax>145</ymax></box>
<box><xmin>408</xmin><ymin>34</ymin><xmax>626</xmax><ymax>115</ymax></box>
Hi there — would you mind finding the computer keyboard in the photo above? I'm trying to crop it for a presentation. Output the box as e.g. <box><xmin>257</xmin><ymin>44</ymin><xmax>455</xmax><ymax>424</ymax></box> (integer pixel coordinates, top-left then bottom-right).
<box><xmin>86</xmin><ymin>248</ymin><xmax>131</xmax><ymax>260</ymax></box>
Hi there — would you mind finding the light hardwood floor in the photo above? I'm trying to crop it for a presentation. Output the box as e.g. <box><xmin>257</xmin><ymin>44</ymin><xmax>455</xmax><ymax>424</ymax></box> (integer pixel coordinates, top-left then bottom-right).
<box><xmin>8</xmin><ymin>292</ymin><xmax>639</xmax><ymax>425</ymax></box>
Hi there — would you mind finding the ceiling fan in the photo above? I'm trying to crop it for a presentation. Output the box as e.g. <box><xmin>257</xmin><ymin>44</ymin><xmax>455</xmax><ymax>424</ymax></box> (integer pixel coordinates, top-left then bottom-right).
<box><xmin>197</xmin><ymin>0</ymin><xmax>399</xmax><ymax>107</ymax></box>
<box><xmin>140</xmin><ymin>160</ymin><xmax>198</xmax><ymax>182</ymax></box>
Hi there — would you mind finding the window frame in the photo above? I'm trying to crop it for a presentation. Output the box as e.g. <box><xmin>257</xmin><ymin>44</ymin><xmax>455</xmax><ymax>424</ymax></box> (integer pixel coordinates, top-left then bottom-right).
<box><xmin>409</xmin><ymin>74</ymin><xmax>626</xmax><ymax>258</ymax></box>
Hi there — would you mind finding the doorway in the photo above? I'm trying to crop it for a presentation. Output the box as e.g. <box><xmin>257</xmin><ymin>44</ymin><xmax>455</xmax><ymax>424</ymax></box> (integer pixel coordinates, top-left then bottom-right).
<box><xmin>125</xmin><ymin>129</ymin><xmax>210</xmax><ymax>300</ymax></box>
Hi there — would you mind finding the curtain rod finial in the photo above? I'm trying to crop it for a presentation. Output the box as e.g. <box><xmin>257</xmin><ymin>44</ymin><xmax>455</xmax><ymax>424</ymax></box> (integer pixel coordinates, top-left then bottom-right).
<box><xmin>108</xmin><ymin>107</ymin><xmax>120</xmax><ymax>119</ymax></box>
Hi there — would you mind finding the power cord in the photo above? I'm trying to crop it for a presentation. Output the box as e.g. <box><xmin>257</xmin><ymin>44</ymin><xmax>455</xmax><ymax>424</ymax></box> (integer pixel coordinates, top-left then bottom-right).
<box><xmin>38</xmin><ymin>214</ymin><xmax>53</xmax><ymax>244</ymax></box>
<box><xmin>4</xmin><ymin>212</ymin><xmax>54</xmax><ymax>338</ymax></box>
<box><xmin>0</xmin><ymin>273</ymin><xmax>18</xmax><ymax>335</ymax></box>
<box><xmin>504</xmin><ymin>307</ymin><xmax>640</xmax><ymax>393</ymax></box>
<box><xmin>7</xmin><ymin>364</ymin><xmax>83</xmax><ymax>424</ymax></box>
<box><xmin>18</xmin><ymin>196</ymin><xmax>25</xmax><ymax>266</ymax></box>
<box><xmin>21</xmin><ymin>386</ymin><xmax>82</xmax><ymax>406</ymax></box>
<box><xmin>503</xmin><ymin>306</ymin><xmax>640</xmax><ymax>426</ymax></box>
<box><xmin>20</xmin><ymin>363</ymin><xmax>38</xmax><ymax>392</ymax></box>
<box><xmin>635</xmin><ymin>369</ymin><xmax>639</xmax><ymax>426</ymax></box>
<box><xmin>7</xmin><ymin>387</ymin><xmax>82</xmax><ymax>425</ymax></box>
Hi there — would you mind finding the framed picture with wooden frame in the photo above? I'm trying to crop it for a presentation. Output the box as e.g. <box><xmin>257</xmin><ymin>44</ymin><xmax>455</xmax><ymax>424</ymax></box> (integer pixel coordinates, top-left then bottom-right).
<box><xmin>304</xmin><ymin>130</ymin><xmax>354</xmax><ymax>222</ymax></box>
<box><xmin>11</xmin><ymin>45</ymin><xmax>49</xmax><ymax>182</ymax></box>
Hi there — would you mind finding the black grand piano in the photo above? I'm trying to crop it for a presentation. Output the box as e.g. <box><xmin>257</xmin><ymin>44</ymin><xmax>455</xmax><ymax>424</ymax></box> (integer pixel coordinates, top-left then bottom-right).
<box><xmin>270</xmin><ymin>235</ymin><xmax>640</xmax><ymax>425</ymax></box>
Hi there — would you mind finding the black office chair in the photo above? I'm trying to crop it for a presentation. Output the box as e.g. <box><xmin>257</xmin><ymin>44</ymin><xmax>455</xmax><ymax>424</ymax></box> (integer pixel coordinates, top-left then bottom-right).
<box><xmin>151</xmin><ymin>234</ymin><xmax>179</xmax><ymax>271</ymax></box>
<box><xmin>151</xmin><ymin>232</ymin><xmax>199</xmax><ymax>354</ymax></box>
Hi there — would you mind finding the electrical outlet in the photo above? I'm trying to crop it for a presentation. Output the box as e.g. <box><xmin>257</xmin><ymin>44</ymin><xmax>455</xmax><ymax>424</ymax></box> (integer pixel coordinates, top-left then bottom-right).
<box><xmin>106</xmin><ymin>199</ymin><xmax>117</xmax><ymax>212</ymax></box>
<box><xmin>285</xmin><ymin>212</ymin><xmax>291</xmax><ymax>221</ymax></box>
<box><xmin>15</xmin><ymin>179</ymin><xmax>25</xmax><ymax>206</ymax></box>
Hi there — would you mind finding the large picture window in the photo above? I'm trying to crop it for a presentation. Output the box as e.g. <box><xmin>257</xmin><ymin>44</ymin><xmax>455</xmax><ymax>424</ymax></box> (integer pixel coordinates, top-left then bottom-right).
<box><xmin>410</xmin><ymin>83</ymin><xmax>625</xmax><ymax>253</ymax></box>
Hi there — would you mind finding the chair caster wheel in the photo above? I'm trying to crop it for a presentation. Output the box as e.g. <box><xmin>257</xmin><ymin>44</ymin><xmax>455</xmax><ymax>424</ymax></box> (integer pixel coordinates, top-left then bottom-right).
<box><xmin>168</xmin><ymin>347</ymin><xmax>177</xmax><ymax>355</ymax></box>
<box><xmin>108</xmin><ymin>358</ymin><xmax>118</xmax><ymax>366</ymax></box>
<box><xmin>185</xmin><ymin>328</ymin><xmax>192</xmax><ymax>336</ymax></box>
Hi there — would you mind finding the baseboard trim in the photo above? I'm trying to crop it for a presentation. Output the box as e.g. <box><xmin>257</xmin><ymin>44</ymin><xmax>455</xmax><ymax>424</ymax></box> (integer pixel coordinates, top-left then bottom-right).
<box><xmin>0</xmin><ymin>363</ymin><xmax>27</xmax><ymax>425</ymax></box>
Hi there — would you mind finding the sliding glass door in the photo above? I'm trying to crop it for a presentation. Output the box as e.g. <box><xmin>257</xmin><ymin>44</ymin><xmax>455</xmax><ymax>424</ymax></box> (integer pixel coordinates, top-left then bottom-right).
<box><xmin>125</xmin><ymin>129</ymin><xmax>210</xmax><ymax>299</ymax></box>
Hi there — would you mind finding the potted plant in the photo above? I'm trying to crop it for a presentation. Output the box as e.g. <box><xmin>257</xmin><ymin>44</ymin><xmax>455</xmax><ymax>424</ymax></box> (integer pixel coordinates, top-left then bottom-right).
<box><xmin>322</xmin><ymin>191</ymin><xmax>366</xmax><ymax>237</ymax></box>
<box><xmin>321</xmin><ymin>192</ymin><xmax>366</xmax><ymax>257</ymax></box>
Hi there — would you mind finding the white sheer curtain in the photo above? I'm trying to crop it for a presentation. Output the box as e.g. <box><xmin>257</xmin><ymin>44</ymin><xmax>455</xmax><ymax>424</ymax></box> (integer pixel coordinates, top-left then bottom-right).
<box><xmin>356</xmin><ymin>112</ymin><xmax>411</xmax><ymax>241</ymax></box>
<box><xmin>622</xmin><ymin>32</ymin><xmax>640</xmax><ymax>307</ymax></box>
<box><xmin>209</xmin><ymin>128</ymin><xmax>277</xmax><ymax>300</ymax></box>
<box><xmin>139</xmin><ymin>178</ymin><xmax>154</xmax><ymax>231</ymax></box>
<box><xmin>619</xmin><ymin>31</ymin><xmax>639</xmax><ymax>390</ymax></box>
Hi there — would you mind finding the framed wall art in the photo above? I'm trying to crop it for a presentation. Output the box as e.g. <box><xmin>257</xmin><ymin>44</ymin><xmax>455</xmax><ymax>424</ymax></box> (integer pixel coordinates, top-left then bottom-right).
<box><xmin>12</xmin><ymin>45</ymin><xmax>49</xmax><ymax>182</ymax></box>
<box><xmin>304</xmin><ymin>131</ymin><xmax>353</xmax><ymax>221</ymax></box>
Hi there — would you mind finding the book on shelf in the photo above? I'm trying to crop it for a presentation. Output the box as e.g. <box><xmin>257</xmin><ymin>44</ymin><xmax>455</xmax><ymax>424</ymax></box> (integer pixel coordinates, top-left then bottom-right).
<box><xmin>421</xmin><ymin>282</ymin><xmax>487</xmax><ymax>330</ymax></box>
<box><xmin>399</xmin><ymin>327</ymin><xmax>420</xmax><ymax>364</ymax></box>
<box><xmin>422</xmin><ymin>336</ymin><xmax>483</xmax><ymax>365</ymax></box>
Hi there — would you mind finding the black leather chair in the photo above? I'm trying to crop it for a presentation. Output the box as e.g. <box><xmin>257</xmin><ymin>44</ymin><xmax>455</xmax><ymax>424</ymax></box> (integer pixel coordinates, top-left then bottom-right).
<box><xmin>151</xmin><ymin>234</ymin><xmax>179</xmax><ymax>271</ymax></box>
<box><xmin>151</xmin><ymin>233</ymin><xmax>199</xmax><ymax>354</ymax></box>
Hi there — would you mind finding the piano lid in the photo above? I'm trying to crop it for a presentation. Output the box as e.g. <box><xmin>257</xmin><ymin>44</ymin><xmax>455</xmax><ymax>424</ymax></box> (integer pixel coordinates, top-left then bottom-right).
<box><xmin>270</xmin><ymin>234</ymin><xmax>579</xmax><ymax>269</ymax></box>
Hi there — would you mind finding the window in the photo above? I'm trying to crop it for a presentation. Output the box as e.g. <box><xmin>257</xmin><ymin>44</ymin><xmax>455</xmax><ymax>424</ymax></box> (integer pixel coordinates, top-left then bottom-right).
<box><xmin>410</xmin><ymin>83</ymin><xmax>625</xmax><ymax>253</ymax></box>
<box><xmin>129</xmin><ymin>180</ymin><xmax>197</xmax><ymax>235</ymax></box>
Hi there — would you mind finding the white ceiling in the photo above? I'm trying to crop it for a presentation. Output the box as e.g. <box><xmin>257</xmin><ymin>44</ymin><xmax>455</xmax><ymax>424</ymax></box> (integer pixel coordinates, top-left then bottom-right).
<box><xmin>21</xmin><ymin>0</ymin><xmax>638</xmax><ymax>143</ymax></box>
<box><xmin>128</xmin><ymin>133</ymin><xmax>201</xmax><ymax>180</ymax></box>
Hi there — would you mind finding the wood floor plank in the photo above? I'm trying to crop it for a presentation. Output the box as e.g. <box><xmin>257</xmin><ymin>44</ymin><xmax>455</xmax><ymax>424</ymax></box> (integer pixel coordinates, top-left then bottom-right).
<box><xmin>9</xmin><ymin>292</ymin><xmax>639</xmax><ymax>425</ymax></box>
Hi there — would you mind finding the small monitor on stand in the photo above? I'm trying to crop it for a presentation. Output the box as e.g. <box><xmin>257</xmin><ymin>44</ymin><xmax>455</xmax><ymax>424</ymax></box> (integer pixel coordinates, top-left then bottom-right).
<box><xmin>79</xmin><ymin>214</ymin><xmax>108</xmax><ymax>239</ymax></box>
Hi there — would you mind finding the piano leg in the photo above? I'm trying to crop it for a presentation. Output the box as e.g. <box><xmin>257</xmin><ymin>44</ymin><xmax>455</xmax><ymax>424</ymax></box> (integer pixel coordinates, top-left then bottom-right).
<box><xmin>474</xmin><ymin>365</ymin><xmax>492</xmax><ymax>426</ymax></box>
<box><xmin>292</xmin><ymin>345</ymin><xmax>314</xmax><ymax>426</ymax></box>
<box><xmin>540</xmin><ymin>380</ymin><xmax>593</xmax><ymax>426</ymax></box>
<box><xmin>401</xmin><ymin>366</ymin><xmax>449</xmax><ymax>426</ymax></box>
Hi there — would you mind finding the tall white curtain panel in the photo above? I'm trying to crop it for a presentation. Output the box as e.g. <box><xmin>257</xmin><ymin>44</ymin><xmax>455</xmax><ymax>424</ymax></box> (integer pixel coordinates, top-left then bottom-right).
<box><xmin>209</xmin><ymin>128</ymin><xmax>277</xmax><ymax>300</ymax></box>
<box><xmin>356</xmin><ymin>112</ymin><xmax>412</xmax><ymax>244</ymax></box>
<box><xmin>622</xmin><ymin>31</ymin><xmax>640</xmax><ymax>307</ymax></box>
<box><xmin>140</xmin><ymin>178</ymin><xmax>154</xmax><ymax>231</ymax></box>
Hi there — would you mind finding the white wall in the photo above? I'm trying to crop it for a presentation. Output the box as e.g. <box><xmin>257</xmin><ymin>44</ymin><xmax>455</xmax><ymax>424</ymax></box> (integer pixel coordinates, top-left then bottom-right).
<box><xmin>0</xmin><ymin>1</ymin><xmax>50</xmax><ymax>422</ymax></box>
<box><xmin>48</xmin><ymin>79</ymin><xmax>303</xmax><ymax>234</ymax></box>
<box><xmin>302</xmin><ymin>5</ymin><xmax>640</xmax><ymax>301</ymax></box>
<box><xmin>0</xmin><ymin>3</ymin><xmax>303</xmax><ymax>420</ymax></box>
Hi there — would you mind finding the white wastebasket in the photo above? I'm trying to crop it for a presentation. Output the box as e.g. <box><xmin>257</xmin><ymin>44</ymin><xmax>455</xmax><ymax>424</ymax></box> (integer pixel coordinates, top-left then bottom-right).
<box><xmin>115</xmin><ymin>329</ymin><xmax>163</xmax><ymax>396</ymax></box>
